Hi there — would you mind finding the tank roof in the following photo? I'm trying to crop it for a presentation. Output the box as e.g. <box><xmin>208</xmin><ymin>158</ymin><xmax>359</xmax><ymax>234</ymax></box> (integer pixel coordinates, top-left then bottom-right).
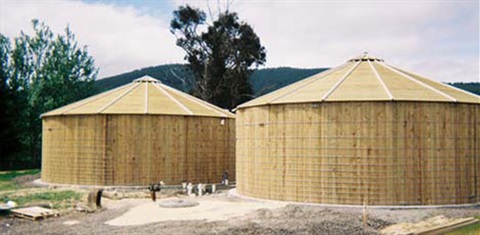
<box><xmin>238</xmin><ymin>53</ymin><xmax>480</xmax><ymax>109</ymax></box>
<box><xmin>42</xmin><ymin>75</ymin><xmax>234</xmax><ymax>118</ymax></box>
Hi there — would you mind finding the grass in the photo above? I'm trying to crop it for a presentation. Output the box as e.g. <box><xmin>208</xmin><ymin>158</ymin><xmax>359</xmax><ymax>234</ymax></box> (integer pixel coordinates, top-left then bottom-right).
<box><xmin>0</xmin><ymin>169</ymin><xmax>85</xmax><ymax>210</ymax></box>
<box><xmin>446</xmin><ymin>216</ymin><xmax>480</xmax><ymax>235</ymax></box>
<box><xmin>0</xmin><ymin>169</ymin><xmax>40</xmax><ymax>191</ymax></box>
<box><xmin>1</xmin><ymin>190</ymin><xmax>83</xmax><ymax>209</ymax></box>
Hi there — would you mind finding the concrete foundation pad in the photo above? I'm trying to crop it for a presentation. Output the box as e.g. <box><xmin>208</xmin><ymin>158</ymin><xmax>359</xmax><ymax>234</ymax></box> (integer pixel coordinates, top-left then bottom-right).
<box><xmin>229</xmin><ymin>189</ymin><xmax>480</xmax><ymax>209</ymax></box>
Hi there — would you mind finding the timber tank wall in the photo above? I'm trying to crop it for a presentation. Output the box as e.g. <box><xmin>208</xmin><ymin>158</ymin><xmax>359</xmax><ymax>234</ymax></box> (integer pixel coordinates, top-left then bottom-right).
<box><xmin>236</xmin><ymin>102</ymin><xmax>480</xmax><ymax>206</ymax></box>
<box><xmin>42</xmin><ymin>114</ymin><xmax>235</xmax><ymax>186</ymax></box>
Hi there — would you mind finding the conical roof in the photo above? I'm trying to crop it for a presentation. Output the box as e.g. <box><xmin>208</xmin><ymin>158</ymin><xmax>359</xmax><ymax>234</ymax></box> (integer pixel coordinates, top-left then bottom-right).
<box><xmin>42</xmin><ymin>76</ymin><xmax>234</xmax><ymax>118</ymax></box>
<box><xmin>238</xmin><ymin>53</ymin><xmax>480</xmax><ymax>108</ymax></box>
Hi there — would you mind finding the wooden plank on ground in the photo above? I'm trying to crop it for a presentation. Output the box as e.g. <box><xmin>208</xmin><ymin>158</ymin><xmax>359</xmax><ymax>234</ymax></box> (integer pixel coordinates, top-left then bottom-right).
<box><xmin>11</xmin><ymin>206</ymin><xmax>59</xmax><ymax>221</ymax></box>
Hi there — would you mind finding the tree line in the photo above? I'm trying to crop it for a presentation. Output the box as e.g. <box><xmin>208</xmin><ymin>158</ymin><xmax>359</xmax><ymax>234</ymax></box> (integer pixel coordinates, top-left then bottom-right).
<box><xmin>0</xmin><ymin>20</ymin><xmax>97</xmax><ymax>170</ymax></box>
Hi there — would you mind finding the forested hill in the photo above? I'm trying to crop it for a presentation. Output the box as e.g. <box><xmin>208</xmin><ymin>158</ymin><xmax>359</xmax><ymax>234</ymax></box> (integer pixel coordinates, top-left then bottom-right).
<box><xmin>250</xmin><ymin>67</ymin><xmax>326</xmax><ymax>96</ymax></box>
<box><xmin>95</xmin><ymin>64</ymin><xmax>480</xmax><ymax>97</ymax></box>
<box><xmin>95</xmin><ymin>64</ymin><xmax>193</xmax><ymax>92</ymax></box>
<box><xmin>95</xmin><ymin>64</ymin><xmax>326</xmax><ymax>96</ymax></box>
<box><xmin>449</xmin><ymin>82</ymin><xmax>480</xmax><ymax>96</ymax></box>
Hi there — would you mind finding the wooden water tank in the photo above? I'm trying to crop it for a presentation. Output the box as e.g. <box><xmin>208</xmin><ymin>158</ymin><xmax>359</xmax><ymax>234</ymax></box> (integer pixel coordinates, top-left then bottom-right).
<box><xmin>42</xmin><ymin>76</ymin><xmax>235</xmax><ymax>186</ymax></box>
<box><xmin>236</xmin><ymin>54</ymin><xmax>480</xmax><ymax>205</ymax></box>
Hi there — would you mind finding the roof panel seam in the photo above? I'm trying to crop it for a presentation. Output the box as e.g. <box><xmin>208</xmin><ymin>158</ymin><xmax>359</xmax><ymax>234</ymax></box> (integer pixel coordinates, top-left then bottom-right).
<box><xmin>153</xmin><ymin>83</ymin><xmax>194</xmax><ymax>115</ymax></box>
<box><xmin>369</xmin><ymin>60</ymin><xmax>394</xmax><ymax>100</ymax></box>
<box><xmin>322</xmin><ymin>61</ymin><xmax>361</xmax><ymax>101</ymax></box>
<box><xmin>379</xmin><ymin>62</ymin><xmax>458</xmax><ymax>102</ymax></box>
<box><xmin>144</xmin><ymin>83</ymin><xmax>149</xmax><ymax>114</ymax></box>
<box><xmin>267</xmin><ymin>62</ymin><xmax>349</xmax><ymax>104</ymax></box>
<box><xmin>161</xmin><ymin>85</ymin><xmax>229</xmax><ymax>117</ymax></box>
<box><xmin>98</xmin><ymin>82</ymin><xmax>142</xmax><ymax>113</ymax></box>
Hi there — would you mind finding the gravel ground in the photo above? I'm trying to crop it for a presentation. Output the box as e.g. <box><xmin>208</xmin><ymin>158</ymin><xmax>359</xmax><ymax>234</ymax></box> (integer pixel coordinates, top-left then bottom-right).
<box><xmin>1</xmin><ymin>190</ymin><xmax>478</xmax><ymax>235</ymax></box>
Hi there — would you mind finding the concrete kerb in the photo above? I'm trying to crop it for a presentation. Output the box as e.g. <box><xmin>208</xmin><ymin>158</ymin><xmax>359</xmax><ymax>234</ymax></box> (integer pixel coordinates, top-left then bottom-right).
<box><xmin>229</xmin><ymin>189</ymin><xmax>480</xmax><ymax>210</ymax></box>
<box><xmin>34</xmin><ymin>179</ymin><xmax>149</xmax><ymax>191</ymax></box>
<box><xmin>34</xmin><ymin>179</ymin><xmax>235</xmax><ymax>192</ymax></box>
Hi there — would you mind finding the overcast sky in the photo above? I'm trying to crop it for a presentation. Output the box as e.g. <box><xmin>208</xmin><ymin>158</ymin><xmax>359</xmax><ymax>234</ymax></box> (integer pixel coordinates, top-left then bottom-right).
<box><xmin>0</xmin><ymin>0</ymin><xmax>478</xmax><ymax>83</ymax></box>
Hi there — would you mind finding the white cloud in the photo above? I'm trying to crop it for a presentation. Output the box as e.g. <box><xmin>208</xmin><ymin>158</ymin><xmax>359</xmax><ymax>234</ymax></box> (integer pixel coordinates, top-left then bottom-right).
<box><xmin>175</xmin><ymin>0</ymin><xmax>479</xmax><ymax>82</ymax></box>
<box><xmin>0</xmin><ymin>0</ymin><xmax>184</xmax><ymax>78</ymax></box>
<box><xmin>1</xmin><ymin>0</ymin><xmax>478</xmax><ymax>82</ymax></box>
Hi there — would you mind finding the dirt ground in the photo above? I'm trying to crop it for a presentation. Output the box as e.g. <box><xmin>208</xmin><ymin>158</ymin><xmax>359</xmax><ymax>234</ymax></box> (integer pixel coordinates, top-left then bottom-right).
<box><xmin>1</xmin><ymin>187</ymin><xmax>479</xmax><ymax>235</ymax></box>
